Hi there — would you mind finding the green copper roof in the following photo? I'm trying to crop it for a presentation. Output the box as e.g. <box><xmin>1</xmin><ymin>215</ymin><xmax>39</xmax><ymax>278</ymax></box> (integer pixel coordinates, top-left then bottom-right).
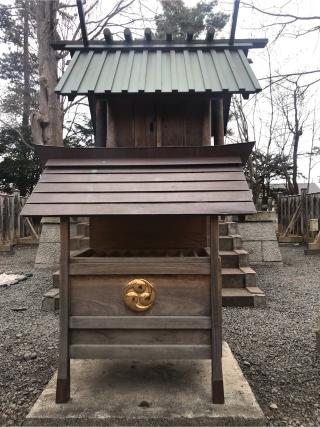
<box><xmin>56</xmin><ymin>48</ymin><xmax>261</xmax><ymax>96</ymax></box>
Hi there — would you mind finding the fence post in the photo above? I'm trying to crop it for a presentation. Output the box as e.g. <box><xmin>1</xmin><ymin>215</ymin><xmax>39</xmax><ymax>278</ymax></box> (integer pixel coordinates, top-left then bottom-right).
<box><xmin>0</xmin><ymin>196</ymin><xmax>3</xmax><ymax>243</ymax></box>
<box><xmin>8</xmin><ymin>195</ymin><xmax>15</xmax><ymax>243</ymax></box>
<box><xmin>267</xmin><ymin>197</ymin><xmax>273</xmax><ymax>212</ymax></box>
<box><xmin>301</xmin><ymin>189</ymin><xmax>307</xmax><ymax>241</ymax></box>
<box><xmin>13</xmin><ymin>190</ymin><xmax>21</xmax><ymax>241</ymax></box>
<box><xmin>256</xmin><ymin>196</ymin><xmax>262</xmax><ymax>211</ymax></box>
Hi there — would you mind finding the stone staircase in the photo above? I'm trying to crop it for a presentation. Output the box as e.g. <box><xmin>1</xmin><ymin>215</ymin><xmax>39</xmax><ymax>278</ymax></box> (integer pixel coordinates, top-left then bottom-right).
<box><xmin>219</xmin><ymin>221</ymin><xmax>265</xmax><ymax>307</ymax></box>
<box><xmin>43</xmin><ymin>220</ymin><xmax>266</xmax><ymax>311</ymax></box>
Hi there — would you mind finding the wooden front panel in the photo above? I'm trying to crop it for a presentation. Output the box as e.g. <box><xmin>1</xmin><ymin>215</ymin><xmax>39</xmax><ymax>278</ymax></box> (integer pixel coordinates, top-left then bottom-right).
<box><xmin>90</xmin><ymin>216</ymin><xmax>208</xmax><ymax>250</ymax></box>
<box><xmin>70</xmin><ymin>274</ymin><xmax>210</xmax><ymax>316</ymax></box>
<box><xmin>106</xmin><ymin>97</ymin><xmax>211</xmax><ymax>147</ymax></box>
<box><xmin>71</xmin><ymin>330</ymin><xmax>210</xmax><ymax>345</ymax></box>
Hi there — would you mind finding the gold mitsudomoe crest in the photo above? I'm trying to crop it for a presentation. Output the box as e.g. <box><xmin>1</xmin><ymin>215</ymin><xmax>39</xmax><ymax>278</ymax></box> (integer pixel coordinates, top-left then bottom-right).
<box><xmin>123</xmin><ymin>278</ymin><xmax>156</xmax><ymax>312</ymax></box>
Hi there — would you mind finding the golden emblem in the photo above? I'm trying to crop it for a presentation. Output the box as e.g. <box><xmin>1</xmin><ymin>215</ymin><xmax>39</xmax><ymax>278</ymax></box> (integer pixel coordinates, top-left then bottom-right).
<box><xmin>123</xmin><ymin>279</ymin><xmax>155</xmax><ymax>312</ymax></box>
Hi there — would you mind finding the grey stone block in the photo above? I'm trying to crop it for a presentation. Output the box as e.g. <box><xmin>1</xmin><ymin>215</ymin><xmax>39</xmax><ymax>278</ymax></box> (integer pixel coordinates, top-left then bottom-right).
<box><xmin>253</xmin><ymin>294</ymin><xmax>267</xmax><ymax>308</ymax></box>
<box><xmin>35</xmin><ymin>242</ymin><xmax>60</xmax><ymax>266</ymax></box>
<box><xmin>316</xmin><ymin>330</ymin><xmax>320</xmax><ymax>353</ymax></box>
<box><xmin>245</xmin><ymin>211</ymin><xmax>277</xmax><ymax>222</ymax></box>
<box><xmin>262</xmin><ymin>241</ymin><xmax>282</xmax><ymax>262</ymax></box>
<box><xmin>242</xmin><ymin>241</ymin><xmax>262</xmax><ymax>263</ymax></box>
<box><xmin>238</xmin><ymin>222</ymin><xmax>277</xmax><ymax>242</ymax></box>
<box><xmin>39</xmin><ymin>224</ymin><xmax>60</xmax><ymax>243</ymax></box>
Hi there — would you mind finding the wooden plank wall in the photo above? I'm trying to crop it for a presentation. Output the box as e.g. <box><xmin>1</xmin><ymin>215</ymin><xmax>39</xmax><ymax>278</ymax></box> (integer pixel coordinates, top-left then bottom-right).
<box><xmin>0</xmin><ymin>192</ymin><xmax>39</xmax><ymax>247</ymax></box>
<box><xmin>278</xmin><ymin>191</ymin><xmax>320</xmax><ymax>242</ymax></box>
<box><xmin>106</xmin><ymin>97</ymin><xmax>211</xmax><ymax>147</ymax></box>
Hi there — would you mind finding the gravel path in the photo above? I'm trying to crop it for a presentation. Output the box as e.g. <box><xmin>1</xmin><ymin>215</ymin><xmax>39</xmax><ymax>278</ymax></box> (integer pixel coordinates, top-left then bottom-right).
<box><xmin>224</xmin><ymin>245</ymin><xmax>320</xmax><ymax>426</ymax></box>
<box><xmin>0</xmin><ymin>244</ymin><xmax>319</xmax><ymax>426</ymax></box>
<box><xmin>0</xmin><ymin>246</ymin><xmax>58</xmax><ymax>426</ymax></box>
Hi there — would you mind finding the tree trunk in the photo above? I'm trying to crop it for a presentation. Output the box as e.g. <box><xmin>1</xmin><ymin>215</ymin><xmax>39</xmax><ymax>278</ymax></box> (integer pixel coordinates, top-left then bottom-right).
<box><xmin>22</xmin><ymin>0</ymin><xmax>31</xmax><ymax>130</ymax></box>
<box><xmin>31</xmin><ymin>0</ymin><xmax>63</xmax><ymax>146</ymax></box>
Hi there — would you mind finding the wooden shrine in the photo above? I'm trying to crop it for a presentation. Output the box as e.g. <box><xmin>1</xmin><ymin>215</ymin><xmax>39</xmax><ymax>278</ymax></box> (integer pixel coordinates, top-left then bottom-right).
<box><xmin>22</xmin><ymin>25</ymin><xmax>266</xmax><ymax>405</ymax></box>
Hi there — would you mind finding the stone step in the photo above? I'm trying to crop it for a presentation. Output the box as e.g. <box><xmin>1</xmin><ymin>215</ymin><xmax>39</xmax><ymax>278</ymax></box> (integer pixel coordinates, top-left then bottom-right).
<box><xmin>219</xmin><ymin>250</ymin><xmax>249</xmax><ymax>268</ymax></box>
<box><xmin>219</xmin><ymin>235</ymin><xmax>242</xmax><ymax>251</ymax></box>
<box><xmin>77</xmin><ymin>222</ymin><xmax>89</xmax><ymax>236</ymax></box>
<box><xmin>70</xmin><ymin>235</ymin><xmax>90</xmax><ymax>251</ymax></box>
<box><xmin>222</xmin><ymin>287</ymin><xmax>266</xmax><ymax>307</ymax></box>
<box><xmin>219</xmin><ymin>221</ymin><xmax>238</xmax><ymax>236</ymax></box>
<box><xmin>221</xmin><ymin>266</ymin><xmax>256</xmax><ymax>288</ymax></box>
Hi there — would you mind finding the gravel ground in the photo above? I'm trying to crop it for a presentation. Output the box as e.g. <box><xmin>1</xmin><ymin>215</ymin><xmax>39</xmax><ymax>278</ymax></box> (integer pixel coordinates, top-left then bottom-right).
<box><xmin>0</xmin><ymin>244</ymin><xmax>319</xmax><ymax>426</ymax></box>
<box><xmin>224</xmin><ymin>245</ymin><xmax>320</xmax><ymax>427</ymax></box>
<box><xmin>0</xmin><ymin>246</ymin><xmax>58</xmax><ymax>426</ymax></box>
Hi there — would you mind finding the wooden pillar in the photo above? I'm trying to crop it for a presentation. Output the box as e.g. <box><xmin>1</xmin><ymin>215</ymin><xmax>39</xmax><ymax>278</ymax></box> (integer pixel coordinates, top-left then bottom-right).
<box><xmin>301</xmin><ymin>188</ymin><xmax>307</xmax><ymax>241</ymax></box>
<box><xmin>202</xmin><ymin>99</ymin><xmax>211</xmax><ymax>146</ymax></box>
<box><xmin>210</xmin><ymin>216</ymin><xmax>224</xmax><ymax>404</ymax></box>
<box><xmin>56</xmin><ymin>216</ymin><xmax>70</xmax><ymax>403</ymax></box>
<box><xmin>212</xmin><ymin>98</ymin><xmax>224</xmax><ymax>145</ymax></box>
<box><xmin>95</xmin><ymin>99</ymin><xmax>107</xmax><ymax>147</ymax></box>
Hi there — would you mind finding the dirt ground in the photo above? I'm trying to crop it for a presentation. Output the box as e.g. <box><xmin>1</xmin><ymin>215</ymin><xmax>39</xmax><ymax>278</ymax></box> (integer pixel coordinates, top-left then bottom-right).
<box><xmin>0</xmin><ymin>244</ymin><xmax>319</xmax><ymax>426</ymax></box>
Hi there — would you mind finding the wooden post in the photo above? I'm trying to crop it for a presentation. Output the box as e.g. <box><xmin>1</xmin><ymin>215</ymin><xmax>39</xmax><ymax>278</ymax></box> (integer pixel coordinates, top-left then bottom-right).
<box><xmin>8</xmin><ymin>195</ymin><xmax>15</xmax><ymax>243</ymax></box>
<box><xmin>95</xmin><ymin>99</ymin><xmax>106</xmax><ymax>147</ymax></box>
<box><xmin>301</xmin><ymin>189</ymin><xmax>307</xmax><ymax>241</ymax></box>
<box><xmin>210</xmin><ymin>216</ymin><xmax>224</xmax><ymax>404</ymax></box>
<box><xmin>202</xmin><ymin>99</ymin><xmax>211</xmax><ymax>146</ymax></box>
<box><xmin>212</xmin><ymin>98</ymin><xmax>224</xmax><ymax>145</ymax></box>
<box><xmin>13</xmin><ymin>190</ymin><xmax>21</xmax><ymax>240</ymax></box>
<box><xmin>56</xmin><ymin>216</ymin><xmax>70</xmax><ymax>403</ymax></box>
<box><xmin>0</xmin><ymin>196</ymin><xmax>3</xmax><ymax>243</ymax></box>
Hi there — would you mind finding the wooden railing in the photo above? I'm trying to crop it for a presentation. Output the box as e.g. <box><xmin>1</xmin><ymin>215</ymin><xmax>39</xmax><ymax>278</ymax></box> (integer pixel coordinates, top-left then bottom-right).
<box><xmin>0</xmin><ymin>191</ymin><xmax>39</xmax><ymax>250</ymax></box>
<box><xmin>278</xmin><ymin>190</ymin><xmax>320</xmax><ymax>247</ymax></box>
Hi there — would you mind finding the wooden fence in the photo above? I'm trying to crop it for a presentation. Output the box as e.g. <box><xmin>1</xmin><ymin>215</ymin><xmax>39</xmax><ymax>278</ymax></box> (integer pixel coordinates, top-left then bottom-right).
<box><xmin>0</xmin><ymin>191</ymin><xmax>39</xmax><ymax>250</ymax></box>
<box><xmin>278</xmin><ymin>189</ymin><xmax>320</xmax><ymax>249</ymax></box>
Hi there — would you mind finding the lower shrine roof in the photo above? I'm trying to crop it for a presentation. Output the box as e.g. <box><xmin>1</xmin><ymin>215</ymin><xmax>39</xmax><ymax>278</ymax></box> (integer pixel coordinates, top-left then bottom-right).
<box><xmin>22</xmin><ymin>144</ymin><xmax>256</xmax><ymax>217</ymax></box>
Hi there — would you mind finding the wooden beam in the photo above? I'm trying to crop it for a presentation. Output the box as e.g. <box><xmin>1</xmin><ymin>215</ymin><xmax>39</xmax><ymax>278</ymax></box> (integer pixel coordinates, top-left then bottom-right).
<box><xmin>212</xmin><ymin>98</ymin><xmax>224</xmax><ymax>145</ymax></box>
<box><xmin>206</xmin><ymin>27</ymin><xmax>215</xmax><ymax>42</ymax></box>
<box><xmin>70</xmin><ymin>316</ymin><xmax>212</xmax><ymax>330</ymax></box>
<box><xmin>56</xmin><ymin>217</ymin><xmax>70</xmax><ymax>403</ymax></box>
<box><xmin>230</xmin><ymin>0</ymin><xmax>240</xmax><ymax>45</ymax></box>
<box><xmin>210</xmin><ymin>216</ymin><xmax>224</xmax><ymax>404</ymax></box>
<box><xmin>70</xmin><ymin>344</ymin><xmax>211</xmax><ymax>359</ymax></box>
<box><xmin>76</xmin><ymin>0</ymin><xmax>88</xmax><ymax>47</ymax></box>
<box><xmin>51</xmin><ymin>38</ymin><xmax>269</xmax><ymax>51</ymax></box>
<box><xmin>124</xmin><ymin>28</ymin><xmax>133</xmax><ymax>42</ymax></box>
<box><xmin>103</xmin><ymin>28</ymin><xmax>113</xmax><ymax>43</ymax></box>
<box><xmin>186</xmin><ymin>30</ymin><xmax>194</xmax><ymax>42</ymax></box>
<box><xmin>166</xmin><ymin>32</ymin><xmax>173</xmax><ymax>42</ymax></box>
<box><xmin>144</xmin><ymin>27</ymin><xmax>153</xmax><ymax>41</ymax></box>
<box><xmin>95</xmin><ymin>99</ymin><xmax>106</xmax><ymax>147</ymax></box>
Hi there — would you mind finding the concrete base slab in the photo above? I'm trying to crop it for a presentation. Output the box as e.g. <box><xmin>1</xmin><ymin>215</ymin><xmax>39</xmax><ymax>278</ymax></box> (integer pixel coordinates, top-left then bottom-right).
<box><xmin>25</xmin><ymin>342</ymin><xmax>264</xmax><ymax>426</ymax></box>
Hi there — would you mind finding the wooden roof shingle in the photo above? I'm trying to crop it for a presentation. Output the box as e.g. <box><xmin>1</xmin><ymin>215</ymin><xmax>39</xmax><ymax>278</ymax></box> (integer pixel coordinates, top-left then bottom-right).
<box><xmin>22</xmin><ymin>144</ymin><xmax>255</xmax><ymax>217</ymax></box>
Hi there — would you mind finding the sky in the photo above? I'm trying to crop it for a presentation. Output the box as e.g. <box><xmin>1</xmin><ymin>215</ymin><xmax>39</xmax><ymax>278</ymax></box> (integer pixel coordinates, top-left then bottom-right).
<box><xmin>0</xmin><ymin>0</ymin><xmax>319</xmax><ymax>184</ymax></box>
<box><xmin>67</xmin><ymin>0</ymin><xmax>320</xmax><ymax>184</ymax></box>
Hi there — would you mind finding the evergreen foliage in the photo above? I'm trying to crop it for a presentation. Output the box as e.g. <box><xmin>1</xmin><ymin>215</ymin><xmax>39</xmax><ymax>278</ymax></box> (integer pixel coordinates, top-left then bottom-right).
<box><xmin>155</xmin><ymin>0</ymin><xmax>229</xmax><ymax>39</ymax></box>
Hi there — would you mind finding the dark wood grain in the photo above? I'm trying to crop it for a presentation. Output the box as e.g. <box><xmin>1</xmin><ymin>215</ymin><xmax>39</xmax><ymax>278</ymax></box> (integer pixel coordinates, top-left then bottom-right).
<box><xmin>70</xmin><ymin>330</ymin><xmax>211</xmax><ymax>345</ymax></box>
<box><xmin>70</xmin><ymin>344</ymin><xmax>211</xmax><ymax>359</ymax></box>
<box><xmin>22</xmin><ymin>201</ymin><xmax>255</xmax><ymax>216</ymax></box>
<box><xmin>40</xmin><ymin>171</ymin><xmax>245</xmax><ymax>183</ymax></box>
<box><xmin>210</xmin><ymin>216</ymin><xmax>224</xmax><ymax>403</ymax></box>
<box><xmin>90</xmin><ymin>216</ymin><xmax>208</xmax><ymax>250</ymax></box>
<box><xmin>69</xmin><ymin>316</ymin><xmax>212</xmax><ymax>329</ymax></box>
<box><xmin>70</xmin><ymin>274</ymin><xmax>211</xmax><ymax>316</ymax></box>
<box><xmin>56</xmin><ymin>217</ymin><xmax>70</xmax><ymax>404</ymax></box>
<box><xmin>33</xmin><ymin>180</ymin><xmax>250</xmax><ymax>193</ymax></box>
<box><xmin>29</xmin><ymin>190</ymin><xmax>252</xmax><ymax>203</ymax></box>
<box><xmin>35</xmin><ymin>141</ymin><xmax>254</xmax><ymax>166</ymax></box>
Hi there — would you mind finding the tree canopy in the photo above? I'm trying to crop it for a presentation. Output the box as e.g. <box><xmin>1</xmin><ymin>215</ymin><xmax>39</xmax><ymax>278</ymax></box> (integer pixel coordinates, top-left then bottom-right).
<box><xmin>155</xmin><ymin>0</ymin><xmax>229</xmax><ymax>39</ymax></box>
